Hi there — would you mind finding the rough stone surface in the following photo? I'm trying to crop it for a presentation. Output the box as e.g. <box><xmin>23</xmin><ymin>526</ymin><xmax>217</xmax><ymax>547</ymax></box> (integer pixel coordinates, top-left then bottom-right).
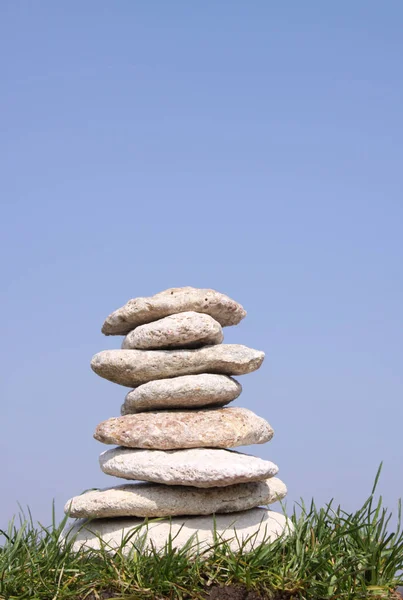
<box><xmin>94</xmin><ymin>407</ymin><xmax>273</xmax><ymax>449</ymax></box>
<box><xmin>64</xmin><ymin>478</ymin><xmax>287</xmax><ymax>519</ymax></box>
<box><xmin>100</xmin><ymin>447</ymin><xmax>279</xmax><ymax>487</ymax></box>
<box><xmin>121</xmin><ymin>374</ymin><xmax>242</xmax><ymax>414</ymax></box>
<box><xmin>121</xmin><ymin>311</ymin><xmax>223</xmax><ymax>350</ymax></box>
<box><xmin>65</xmin><ymin>509</ymin><xmax>290</xmax><ymax>555</ymax></box>
<box><xmin>102</xmin><ymin>287</ymin><xmax>246</xmax><ymax>335</ymax></box>
<box><xmin>91</xmin><ymin>345</ymin><xmax>264</xmax><ymax>388</ymax></box>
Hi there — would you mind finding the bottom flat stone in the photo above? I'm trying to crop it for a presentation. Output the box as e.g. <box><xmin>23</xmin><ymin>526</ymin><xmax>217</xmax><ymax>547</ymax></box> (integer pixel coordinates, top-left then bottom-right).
<box><xmin>64</xmin><ymin>508</ymin><xmax>291</xmax><ymax>555</ymax></box>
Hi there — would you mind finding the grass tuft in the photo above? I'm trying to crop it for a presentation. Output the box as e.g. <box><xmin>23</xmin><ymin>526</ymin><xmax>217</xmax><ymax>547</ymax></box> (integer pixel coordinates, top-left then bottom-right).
<box><xmin>1</xmin><ymin>467</ymin><xmax>402</xmax><ymax>599</ymax></box>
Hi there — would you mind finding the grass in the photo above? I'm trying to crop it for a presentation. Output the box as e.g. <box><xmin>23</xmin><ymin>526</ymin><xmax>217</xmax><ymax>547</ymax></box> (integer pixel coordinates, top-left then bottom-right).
<box><xmin>1</xmin><ymin>466</ymin><xmax>402</xmax><ymax>600</ymax></box>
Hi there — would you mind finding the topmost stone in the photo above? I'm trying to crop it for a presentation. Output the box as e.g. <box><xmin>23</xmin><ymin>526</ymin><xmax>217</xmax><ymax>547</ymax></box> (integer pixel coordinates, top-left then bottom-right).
<box><xmin>102</xmin><ymin>287</ymin><xmax>246</xmax><ymax>335</ymax></box>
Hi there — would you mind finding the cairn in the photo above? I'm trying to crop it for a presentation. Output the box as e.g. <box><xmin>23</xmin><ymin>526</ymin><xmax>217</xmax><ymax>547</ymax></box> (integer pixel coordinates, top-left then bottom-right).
<box><xmin>65</xmin><ymin>287</ymin><xmax>289</xmax><ymax>553</ymax></box>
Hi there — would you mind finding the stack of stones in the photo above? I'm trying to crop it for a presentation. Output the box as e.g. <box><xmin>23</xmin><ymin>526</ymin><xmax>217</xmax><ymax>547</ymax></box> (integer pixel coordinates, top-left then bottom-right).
<box><xmin>65</xmin><ymin>287</ymin><xmax>289</xmax><ymax>553</ymax></box>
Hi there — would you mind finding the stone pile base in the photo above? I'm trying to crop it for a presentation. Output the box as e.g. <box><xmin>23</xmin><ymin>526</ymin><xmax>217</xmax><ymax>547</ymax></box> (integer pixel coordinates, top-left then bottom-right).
<box><xmin>64</xmin><ymin>508</ymin><xmax>290</xmax><ymax>555</ymax></box>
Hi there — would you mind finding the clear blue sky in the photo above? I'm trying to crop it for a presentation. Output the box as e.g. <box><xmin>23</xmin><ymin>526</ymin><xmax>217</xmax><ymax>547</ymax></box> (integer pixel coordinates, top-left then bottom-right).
<box><xmin>1</xmin><ymin>2</ymin><xmax>402</xmax><ymax>528</ymax></box>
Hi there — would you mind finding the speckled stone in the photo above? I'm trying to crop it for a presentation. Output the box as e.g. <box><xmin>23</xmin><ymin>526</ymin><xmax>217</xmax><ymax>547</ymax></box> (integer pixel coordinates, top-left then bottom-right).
<box><xmin>121</xmin><ymin>374</ymin><xmax>242</xmax><ymax>414</ymax></box>
<box><xmin>64</xmin><ymin>478</ymin><xmax>287</xmax><ymax>519</ymax></box>
<box><xmin>102</xmin><ymin>287</ymin><xmax>246</xmax><ymax>335</ymax></box>
<box><xmin>64</xmin><ymin>509</ymin><xmax>291</xmax><ymax>555</ymax></box>
<box><xmin>91</xmin><ymin>344</ymin><xmax>264</xmax><ymax>387</ymax></box>
<box><xmin>99</xmin><ymin>447</ymin><xmax>279</xmax><ymax>487</ymax></box>
<box><xmin>94</xmin><ymin>407</ymin><xmax>273</xmax><ymax>449</ymax></box>
<box><xmin>121</xmin><ymin>312</ymin><xmax>223</xmax><ymax>350</ymax></box>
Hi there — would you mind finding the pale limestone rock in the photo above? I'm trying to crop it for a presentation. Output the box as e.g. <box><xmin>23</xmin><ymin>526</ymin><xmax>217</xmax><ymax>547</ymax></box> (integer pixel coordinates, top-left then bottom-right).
<box><xmin>65</xmin><ymin>509</ymin><xmax>291</xmax><ymax>555</ymax></box>
<box><xmin>102</xmin><ymin>287</ymin><xmax>246</xmax><ymax>335</ymax></box>
<box><xmin>99</xmin><ymin>447</ymin><xmax>278</xmax><ymax>487</ymax></box>
<box><xmin>94</xmin><ymin>407</ymin><xmax>273</xmax><ymax>449</ymax></box>
<box><xmin>64</xmin><ymin>478</ymin><xmax>287</xmax><ymax>519</ymax></box>
<box><xmin>121</xmin><ymin>312</ymin><xmax>223</xmax><ymax>350</ymax></box>
<box><xmin>91</xmin><ymin>345</ymin><xmax>264</xmax><ymax>388</ymax></box>
<box><xmin>121</xmin><ymin>374</ymin><xmax>242</xmax><ymax>414</ymax></box>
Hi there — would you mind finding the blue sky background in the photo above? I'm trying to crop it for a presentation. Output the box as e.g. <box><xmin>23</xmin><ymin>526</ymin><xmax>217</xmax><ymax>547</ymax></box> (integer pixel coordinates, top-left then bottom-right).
<box><xmin>1</xmin><ymin>2</ymin><xmax>402</xmax><ymax>528</ymax></box>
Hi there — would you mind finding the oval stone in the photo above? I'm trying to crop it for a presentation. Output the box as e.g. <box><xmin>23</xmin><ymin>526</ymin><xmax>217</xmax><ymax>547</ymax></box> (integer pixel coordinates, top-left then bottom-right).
<box><xmin>94</xmin><ymin>407</ymin><xmax>273</xmax><ymax>449</ymax></box>
<box><xmin>64</xmin><ymin>478</ymin><xmax>287</xmax><ymax>519</ymax></box>
<box><xmin>64</xmin><ymin>509</ymin><xmax>291</xmax><ymax>555</ymax></box>
<box><xmin>102</xmin><ymin>287</ymin><xmax>246</xmax><ymax>335</ymax></box>
<box><xmin>91</xmin><ymin>344</ymin><xmax>264</xmax><ymax>388</ymax></box>
<box><xmin>99</xmin><ymin>447</ymin><xmax>279</xmax><ymax>487</ymax></box>
<box><xmin>121</xmin><ymin>374</ymin><xmax>242</xmax><ymax>414</ymax></box>
<box><xmin>121</xmin><ymin>312</ymin><xmax>223</xmax><ymax>350</ymax></box>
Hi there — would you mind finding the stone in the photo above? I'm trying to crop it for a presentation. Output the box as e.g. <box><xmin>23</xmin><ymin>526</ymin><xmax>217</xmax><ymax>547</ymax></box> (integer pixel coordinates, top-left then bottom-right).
<box><xmin>121</xmin><ymin>311</ymin><xmax>224</xmax><ymax>350</ymax></box>
<box><xmin>64</xmin><ymin>477</ymin><xmax>287</xmax><ymax>519</ymax></box>
<box><xmin>94</xmin><ymin>407</ymin><xmax>273</xmax><ymax>449</ymax></box>
<box><xmin>64</xmin><ymin>509</ymin><xmax>291</xmax><ymax>555</ymax></box>
<box><xmin>99</xmin><ymin>447</ymin><xmax>279</xmax><ymax>487</ymax></box>
<box><xmin>121</xmin><ymin>374</ymin><xmax>242</xmax><ymax>414</ymax></box>
<box><xmin>101</xmin><ymin>287</ymin><xmax>246</xmax><ymax>335</ymax></box>
<box><xmin>91</xmin><ymin>344</ymin><xmax>264</xmax><ymax>388</ymax></box>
